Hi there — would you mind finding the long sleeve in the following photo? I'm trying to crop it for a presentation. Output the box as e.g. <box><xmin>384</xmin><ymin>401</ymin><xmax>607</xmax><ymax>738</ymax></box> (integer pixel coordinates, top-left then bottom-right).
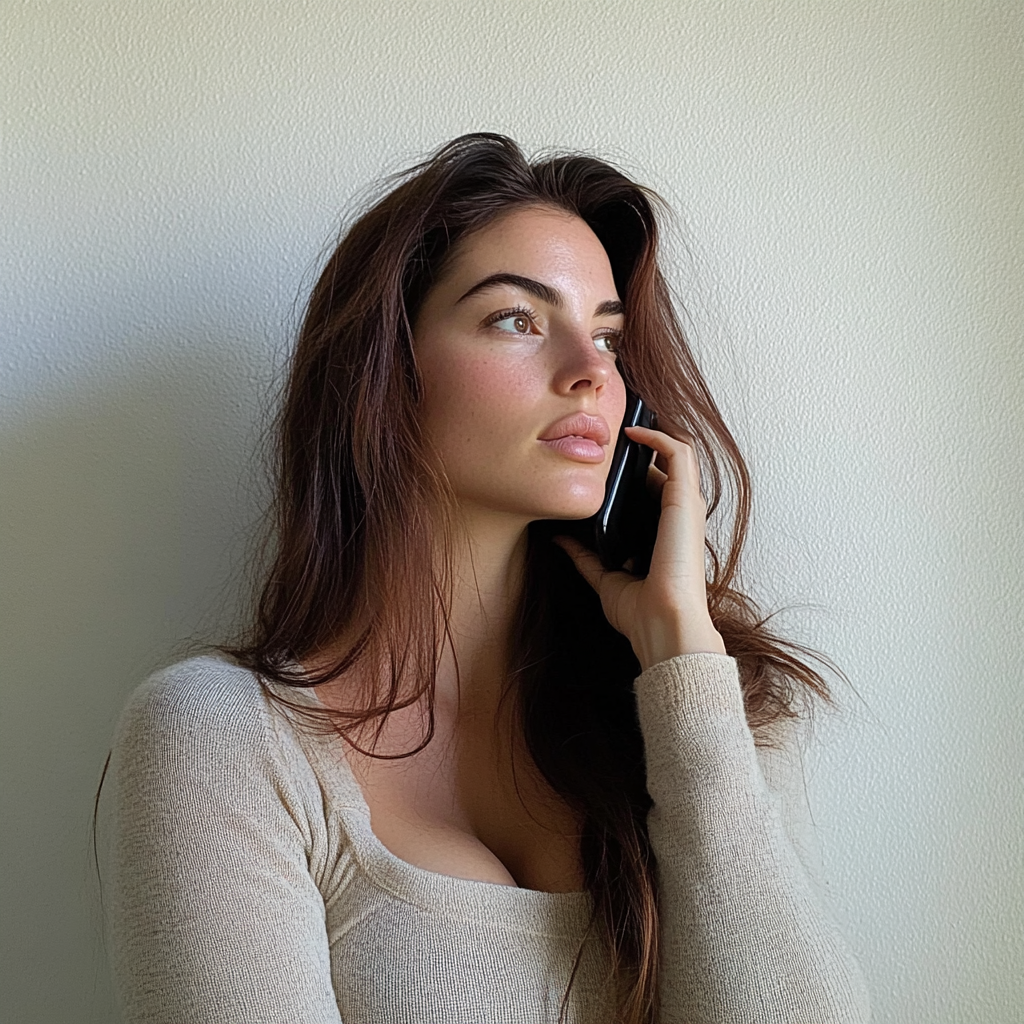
<box><xmin>634</xmin><ymin>653</ymin><xmax>871</xmax><ymax>1024</ymax></box>
<box><xmin>97</xmin><ymin>662</ymin><xmax>344</xmax><ymax>1024</ymax></box>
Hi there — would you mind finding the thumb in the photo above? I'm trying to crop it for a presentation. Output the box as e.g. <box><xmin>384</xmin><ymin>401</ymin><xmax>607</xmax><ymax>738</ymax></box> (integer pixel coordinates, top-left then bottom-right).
<box><xmin>551</xmin><ymin>534</ymin><xmax>607</xmax><ymax>594</ymax></box>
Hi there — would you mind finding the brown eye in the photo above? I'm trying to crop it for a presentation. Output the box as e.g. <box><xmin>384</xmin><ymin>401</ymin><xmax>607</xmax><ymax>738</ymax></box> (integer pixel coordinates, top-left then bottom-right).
<box><xmin>492</xmin><ymin>313</ymin><xmax>533</xmax><ymax>334</ymax></box>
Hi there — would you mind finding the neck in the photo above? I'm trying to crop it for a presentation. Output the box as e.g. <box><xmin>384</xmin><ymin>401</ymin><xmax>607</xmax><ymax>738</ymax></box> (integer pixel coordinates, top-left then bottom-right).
<box><xmin>437</xmin><ymin>506</ymin><xmax>530</xmax><ymax>717</ymax></box>
<box><xmin>308</xmin><ymin>505</ymin><xmax>533</xmax><ymax>730</ymax></box>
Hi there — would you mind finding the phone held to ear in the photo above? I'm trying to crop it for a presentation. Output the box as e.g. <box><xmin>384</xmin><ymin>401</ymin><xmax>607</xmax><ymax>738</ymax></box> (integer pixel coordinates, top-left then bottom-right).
<box><xmin>554</xmin><ymin>388</ymin><xmax>661</xmax><ymax>577</ymax></box>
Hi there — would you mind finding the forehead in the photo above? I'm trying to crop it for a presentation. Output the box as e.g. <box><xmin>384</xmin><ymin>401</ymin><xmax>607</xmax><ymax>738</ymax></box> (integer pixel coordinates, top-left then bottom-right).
<box><xmin>440</xmin><ymin>205</ymin><xmax>615</xmax><ymax>287</ymax></box>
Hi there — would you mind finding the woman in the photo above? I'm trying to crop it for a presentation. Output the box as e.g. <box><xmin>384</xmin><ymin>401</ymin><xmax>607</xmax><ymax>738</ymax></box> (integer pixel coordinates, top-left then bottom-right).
<box><xmin>100</xmin><ymin>133</ymin><xmax>870</xmax><ymax>1023</ymax></box>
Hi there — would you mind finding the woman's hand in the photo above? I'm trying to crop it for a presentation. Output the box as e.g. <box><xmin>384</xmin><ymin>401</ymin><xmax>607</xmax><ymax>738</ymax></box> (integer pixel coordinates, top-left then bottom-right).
<box><xmin>553</xmin><ymin>424</ymin><xmax>726</xmax><ymax>671</ymax></box>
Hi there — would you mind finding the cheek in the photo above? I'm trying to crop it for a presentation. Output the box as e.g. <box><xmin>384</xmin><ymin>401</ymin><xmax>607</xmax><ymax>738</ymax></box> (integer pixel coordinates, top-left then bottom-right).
<box><xmin>421</xmin><ymin>351</ymin><xmax>543</xmax><ymax>449</ymax></box>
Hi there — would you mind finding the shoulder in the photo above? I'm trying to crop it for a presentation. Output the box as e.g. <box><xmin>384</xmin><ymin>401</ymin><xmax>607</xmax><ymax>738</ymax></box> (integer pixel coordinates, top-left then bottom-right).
<box><xmin>112</xmin><ymin>655</ymin><xmax>284</xmax><ymax>776</ymax></box>
<box><xmin>110</xmin><ymin>654</ymin><xmax>364</xmax><ymax>810</ymax></box>
<box><xmin>119</xmin><ymin>653</ymin><xmax>269</xmax><ymax>730</ymax></box>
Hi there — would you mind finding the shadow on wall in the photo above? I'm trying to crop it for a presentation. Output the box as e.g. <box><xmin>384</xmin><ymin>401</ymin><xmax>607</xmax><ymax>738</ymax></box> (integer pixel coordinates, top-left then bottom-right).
<box><xmin>0</xmin><ymin>338</ymin><xmax>276</xmax><ymax>1024</ymax></box>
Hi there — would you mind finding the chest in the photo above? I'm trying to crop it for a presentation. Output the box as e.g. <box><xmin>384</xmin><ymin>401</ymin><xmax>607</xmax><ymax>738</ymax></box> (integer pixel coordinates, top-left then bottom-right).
<box><xmin>343</xmin><ymin>705</ymin><xmax>585</xmax><ymax>893</ymax></box>
<box><xmin>311</xmin><ymin>805</ymin><xmax>608</xmax><ymax>1024</ymax></box>
<box><xmin>321</xmin><ymin>863</ymin><xmax>608</xmax><ymax>1024</ymax></box>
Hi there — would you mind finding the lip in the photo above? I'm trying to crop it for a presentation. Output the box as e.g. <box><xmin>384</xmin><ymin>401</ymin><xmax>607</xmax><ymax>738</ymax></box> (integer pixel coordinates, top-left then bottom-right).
<box><xmin>537</xmin><ymin>412</ymin><xmax>611</xmax><ymax>464</ymax></box>
<box><xmin>538</xmin><ymin>412</ymin><xmax>612</xmax><ymax>446</ymax></box>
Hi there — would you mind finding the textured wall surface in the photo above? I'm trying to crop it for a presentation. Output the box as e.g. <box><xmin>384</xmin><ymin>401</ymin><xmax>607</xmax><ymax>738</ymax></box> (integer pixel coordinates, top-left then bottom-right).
<box><xmin>2</xmin><ymin>2</ymin><xmax>1021</xmax><ymax>1022</ymax></box>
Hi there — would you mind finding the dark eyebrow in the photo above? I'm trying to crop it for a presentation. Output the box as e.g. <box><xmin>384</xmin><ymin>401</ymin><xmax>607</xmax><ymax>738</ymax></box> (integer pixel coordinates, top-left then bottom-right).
<box><xmin>456</xmin><ymin>273</ymin><xmax>563</xmax><ymax>308</ymax></box>
<box><xmin>456</xmin><ymin>272</ymin><xmax>624</xmax><ymax>318</ymax></box>
<box><xmin>595</xmin><ymin>299</ymin><xmax>625</xmax><ymax>317</ymax></box>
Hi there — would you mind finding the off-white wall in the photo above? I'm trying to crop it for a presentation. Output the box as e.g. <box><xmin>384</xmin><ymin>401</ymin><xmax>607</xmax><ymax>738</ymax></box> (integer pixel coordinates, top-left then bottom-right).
<box><xmin>2</xmin><ymin>2</ymin><xmax>1020</xmax><ymax>1021</ymax></box>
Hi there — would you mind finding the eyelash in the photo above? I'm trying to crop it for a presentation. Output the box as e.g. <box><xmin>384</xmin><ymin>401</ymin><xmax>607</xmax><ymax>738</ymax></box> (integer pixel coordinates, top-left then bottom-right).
<box><xmin>483</xmin><ymin>304</ymin><xmax>539</xmax><ymax>330</ymax></box>
<box><xmin>483</xmin><ymin>304</ymin><xmax>622</xmax><ymax>352</ymax></box>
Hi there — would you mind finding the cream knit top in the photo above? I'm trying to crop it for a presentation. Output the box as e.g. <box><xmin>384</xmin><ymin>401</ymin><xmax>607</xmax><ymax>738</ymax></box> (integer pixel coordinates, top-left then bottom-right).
<box><xmin>99</xmin><ymin>652</ymin><xmax>870</xmax><ymax>1023</ymax></box>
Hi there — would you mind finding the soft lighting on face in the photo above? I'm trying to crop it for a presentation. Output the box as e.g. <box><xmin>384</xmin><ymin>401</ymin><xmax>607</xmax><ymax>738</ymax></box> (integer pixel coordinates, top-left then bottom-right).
<box><xmin>411</xmin><ymin>205</ymin><xmax>628</xmax><ymax>524</ymax></box>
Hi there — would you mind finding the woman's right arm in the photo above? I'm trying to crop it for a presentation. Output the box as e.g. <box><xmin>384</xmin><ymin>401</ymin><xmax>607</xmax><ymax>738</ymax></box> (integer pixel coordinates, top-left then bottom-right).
<box><xmin>632</xmin><ymin>652</ymin><xmax>871</xmax><ymax>1023</ymax></box>
<box><xmin>554</xmin><ymin>425</ymin><xmax>870</xmax><ymax>1022</ymax></box>
<box><xmin>98</xmin><ymin>662</ymin><xmax>344</xmax><ymax>1024</ymax></box>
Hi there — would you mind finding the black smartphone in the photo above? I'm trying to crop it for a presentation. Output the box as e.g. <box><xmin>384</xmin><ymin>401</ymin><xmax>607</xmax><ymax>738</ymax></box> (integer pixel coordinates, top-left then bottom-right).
<box><xmin>557</xmin><ymin>388</ymin><xmax>661</xmax><ymax>576</ymax></box>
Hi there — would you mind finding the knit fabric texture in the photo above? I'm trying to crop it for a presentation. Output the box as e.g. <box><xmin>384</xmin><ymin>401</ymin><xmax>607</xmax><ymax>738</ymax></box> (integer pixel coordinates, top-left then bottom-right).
<box><xmin>99</xmin><ymin>653</ymin><xmax>870</xmax><ymax>1023</ymax></box>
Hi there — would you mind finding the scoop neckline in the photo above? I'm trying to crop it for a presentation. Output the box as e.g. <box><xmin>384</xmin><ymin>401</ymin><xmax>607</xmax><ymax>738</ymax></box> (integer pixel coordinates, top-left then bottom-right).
<box><xmin>262</xmin><ymin>668</ymin><xmax>593</xmax><ymax>922</ymax></box>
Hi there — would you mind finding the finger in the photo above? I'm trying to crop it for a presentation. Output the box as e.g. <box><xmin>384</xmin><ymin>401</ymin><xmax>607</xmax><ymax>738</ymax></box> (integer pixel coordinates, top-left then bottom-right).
<box><xmin>631</xmin><ymin>424</ymin><xmax>696</xmax><ymax>482</ymax></box>
<box><xmin>646</xmin><ymin>459</ymin><xmax>668</xmax><ymax>482</ymax></box>
<box><xmin>646</xmin><ymin>460</ymin><xmax>667</xmax><ymax>498</ymax></box>
<box><xmin>622</xmin><ymin>425</ymin><xmax>708</xmax><ymax>593</ymax></box>
<box><xmin>551</xmin><ymin>535</ymin><xmax>610</xmax><ymax>594</ymax></box>
<box><xmin>624</xmin><ymin>425</ymin><xmax>702</xmax><ymax>497</ymax></box>
<box><xmin>552</xmin><ymin>534</ymin><xmax>640</xmax><ymax>596</ymax></box>
<box><xmin>625</xmin><ymin>423</ymin><xmax>696</xmax><ymax>448</ymax></box>
<box><xmin>552</xmin><ymin>535</ymin><xmax>638</xmax><ymax>635</ymax></box>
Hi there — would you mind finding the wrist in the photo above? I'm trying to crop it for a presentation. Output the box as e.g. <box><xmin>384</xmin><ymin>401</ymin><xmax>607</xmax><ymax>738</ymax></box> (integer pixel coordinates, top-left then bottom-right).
<box><xmin>634</xmin><ymin>612</ymin><xmax>726</xmax><ymax>672</ymax></box>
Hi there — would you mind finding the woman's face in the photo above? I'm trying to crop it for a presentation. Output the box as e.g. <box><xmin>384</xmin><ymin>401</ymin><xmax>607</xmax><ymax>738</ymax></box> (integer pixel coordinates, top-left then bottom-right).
<box><xmin>412</xmin><ymin>205</ymin><xmax>628</xmax><ymax>525</ymax></box>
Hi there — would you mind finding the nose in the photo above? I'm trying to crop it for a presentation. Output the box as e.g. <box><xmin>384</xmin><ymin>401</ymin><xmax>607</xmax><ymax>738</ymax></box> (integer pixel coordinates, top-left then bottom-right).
<box><xmin>551</xmin><ymin>327</ymin><xmax>616</xmax><ymax>396</ymax></box>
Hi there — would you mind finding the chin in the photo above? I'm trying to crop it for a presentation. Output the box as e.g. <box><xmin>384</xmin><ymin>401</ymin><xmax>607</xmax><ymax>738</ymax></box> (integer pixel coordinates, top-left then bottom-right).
<box><xmin>472</xmin><ymin>471</ymin><xmax>608</xmax><ymax>523</ymax></box>
<box><xmin>531</xmin><ymin>474</ymin><xmax>608</xmax><ymax>521</ymax></box>
<box><xmin>525</xmin><ymin>493</ymin><xmax>605</xmax><ymax>523</ymax></box>
<box><xmin>546</xmin><ymin>502</ymin><xmax>603</xmax><ymax>522</ymax></box>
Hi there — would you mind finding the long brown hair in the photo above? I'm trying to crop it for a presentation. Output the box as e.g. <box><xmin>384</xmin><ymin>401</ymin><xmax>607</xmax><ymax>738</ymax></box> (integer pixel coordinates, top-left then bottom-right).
<box><xmin>219</xmin><ymin>133</ymin><xmax>833</xmax><ymax>1024</ymax></box>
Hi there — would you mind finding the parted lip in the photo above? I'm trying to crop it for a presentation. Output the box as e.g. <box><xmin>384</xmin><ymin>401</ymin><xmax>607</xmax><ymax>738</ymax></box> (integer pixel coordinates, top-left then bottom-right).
<box><xmin>538</xmin><ymin>412</ymin><xmax>611</xmax><ymax>446</ymax></box>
